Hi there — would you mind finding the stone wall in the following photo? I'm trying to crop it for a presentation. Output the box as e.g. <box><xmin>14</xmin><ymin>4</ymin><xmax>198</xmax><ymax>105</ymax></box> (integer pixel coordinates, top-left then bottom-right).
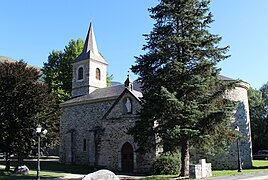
<box><xmin>62</xmin><ymin>78</ymin><xmax>252</xmax><ymax>172</ymax></box>
<box><xmin>225</xmin><ymin>82</ymin><xmax>252</xmax><ymax>169</ymax></box>
<box><xmin>191</xmin><ymin>82</ymin><xmax>253</xmax><ymax>170</ymax></box>
<box><xmin>72</xmin><ymin>59</ymin><xmax>90</xmax><ymax>97</ymax></box>
<box><xmin>59</xmin><ymin>99</ymin><xmax>114</xmax><ymax>165</ymax></box>
<box><xmin>60</xmin><ymin>90</ymin><xmax>156</xmax><ymax>173</ymax></box>
<box><xmin>100</xmin><ymin>92</ymin><xmax>156</xmax><ymax>172</ymax></box>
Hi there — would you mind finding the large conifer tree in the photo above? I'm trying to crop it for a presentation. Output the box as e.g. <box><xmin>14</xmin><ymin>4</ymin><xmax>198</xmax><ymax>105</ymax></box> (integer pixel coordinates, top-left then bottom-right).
<box><xmin>131</xmin><ymin>0</ymin><xmax>236</xmax><ymax>176</ymax></box>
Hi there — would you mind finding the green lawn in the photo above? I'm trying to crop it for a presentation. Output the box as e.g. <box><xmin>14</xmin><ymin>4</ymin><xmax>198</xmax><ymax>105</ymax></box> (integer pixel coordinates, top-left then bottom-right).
<box><xmin>212</xmin><ymin>160</ymin><xmax>268</xmax><ymax>177</ymax></box>
<box><xmin>142</xmin><ymin>160</ymin><xmax>268</xmax><ymax>179</ymax></box>
<box><xmin>0</xmin><ymin>168</ymin><xmax>63</xmax><ymax>180</ymax></box>
<box><xmin>0</xmin><ymin>160</ymin><xmax>94</xmax><ymax>174</ymax></box>
<box><xmin>140</xmin><ymin>175</ymin><xmax>179</xmax><ymax>180</ymax></box>
<box><xmin>1</xmin><ymin>159</ymin><xmax>268</xmax><ymax>179</ymax></box>
<box><xmin>0</xmin><ymin>158</ymin><xmax>94</xmax><ymax>179</ymax></box>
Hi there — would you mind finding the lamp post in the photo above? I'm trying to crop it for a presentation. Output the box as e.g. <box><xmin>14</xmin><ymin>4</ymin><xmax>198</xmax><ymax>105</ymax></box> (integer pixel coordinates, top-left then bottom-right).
<box><xmin>35</xmin><ymin>125</ymin><xmax>47</xmax><ymax>180</ymax></box>
<box><xmin>235</xmin><ymin>126</ymin><xmax>242</xmax><ymax>172</ymax></box>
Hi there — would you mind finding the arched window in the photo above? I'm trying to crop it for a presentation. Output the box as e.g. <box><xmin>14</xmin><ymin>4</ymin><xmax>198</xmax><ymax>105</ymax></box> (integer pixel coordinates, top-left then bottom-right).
<box><xmin>96</xmin><ymin>68</ymin><xmax>101</xmax><ymax>80</ymax></box>
<box><xmin>78</xmin><ymin>67</ymin><xmax>84</xmax><ymax>80</ymax></box>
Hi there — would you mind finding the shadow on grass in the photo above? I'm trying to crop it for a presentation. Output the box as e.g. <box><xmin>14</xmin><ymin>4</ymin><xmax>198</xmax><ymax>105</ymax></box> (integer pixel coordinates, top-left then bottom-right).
<box><xmin>252</xmin><ymin>165</ymin><xmax>268</xmax><ymax>169</ymax></box>
<box><xmin>0</xmin><ymin>160</ymin><xmax>97</xmax><ymax>175</ymax></box>
<box><xmin>0</xmin><ymin>169</ymin><xmax>62</xmax><ymax>180</ymax></box>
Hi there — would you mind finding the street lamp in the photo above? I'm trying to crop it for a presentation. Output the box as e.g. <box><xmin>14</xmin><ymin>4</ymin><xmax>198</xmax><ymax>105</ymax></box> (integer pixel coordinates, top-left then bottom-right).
<box><xmin>235</xmin><ymin>126</ymin><xmax>242</xmax><ymax>172</ymax></box>
<box><xmin>34</xmin><ymin>124</ymin><xmax>47</xmax><ymax>180</ymax></box>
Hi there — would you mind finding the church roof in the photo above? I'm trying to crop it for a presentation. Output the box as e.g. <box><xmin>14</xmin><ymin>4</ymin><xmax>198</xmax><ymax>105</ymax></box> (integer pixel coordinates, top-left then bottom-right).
<box><xmin>219</xmin><ymin>75</ymin><xmax>235</xmax><ymax>81</ymax></box>
<box><xmin>74</xmin><ymin>22</ymin><xmax>108</xmax><ymax>65</ymax></box>
<box><xmin>61</xmin><ymin>84</ymin><xmax>142</xmax><ymax>107</ymax></box>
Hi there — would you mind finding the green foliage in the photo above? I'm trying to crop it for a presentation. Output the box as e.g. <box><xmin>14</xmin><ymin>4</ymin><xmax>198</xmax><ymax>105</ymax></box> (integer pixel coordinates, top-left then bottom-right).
<box><xmin>42</xmin><ymin>39</ymin><xmax>113</xmax><ymax>101</ymax></box>
<box><xmin>42</xmin><ymin>39</ymin><xmax>84</xmax><ymax>102</ymax></box>
<box><xmin>260</xmin><ymin>83</ymin><xmax>268</xmax><ymax>107</ymax></box>
<box><xmin>106</xmin><ymin>73</ymin><xmax>114</xmax><ymax>87</ymax></box>
<box><xmin>0</xmin><ymin>61</ymin><xmax>60</xmax><ymax>170</ymax></box>
<box><xmin>130</xmin><ymin>0</ymin><xmax>236</xmax><ymax>176</ymax></box>
<box><xmin>152</xmin><ymin>152</ymin><xmax>181</xmax><ymax>175</ymax></box>
<box><xmin>249</xmin><ymin>86</ymin><xmax>268</xmax><ymax>152</ymax></box>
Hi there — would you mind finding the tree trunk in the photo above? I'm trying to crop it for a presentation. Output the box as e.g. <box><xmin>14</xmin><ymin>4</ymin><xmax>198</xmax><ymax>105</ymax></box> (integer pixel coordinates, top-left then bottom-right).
<box><xmin>18</xmin><ymin>152</ymin><xmax>24</xmax><ymax>166</ymax></box>
<box><xmin>5</xmin><ymin>153</ymin><xmax>10</xmax><ymax>171</ymax></box>
<box><xmin>180</xmin><ymin>140</ymin><xmax>190</xmax><ymax>177</ymax></box>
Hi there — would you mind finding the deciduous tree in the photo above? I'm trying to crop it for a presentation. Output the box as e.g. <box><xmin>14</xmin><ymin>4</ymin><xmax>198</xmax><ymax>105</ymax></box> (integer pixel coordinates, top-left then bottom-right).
<box><xmin>0</xmin><ymin>61</ymin><xmax>60</xmax><ymax>171</ymax></box>
<box><xmin>42</xmin><ymin>39</ymin><xmax>84</xmax><ymax>102</ymax></box>
<box><xmin>42</xmin><ymin>38</ymin><xmax>113</xmax><ymax>102</ymax></box>
<box><xmin>249</xmin><ymin>86</ymin><xmax>268</xmax><ymax>152</ymax></box>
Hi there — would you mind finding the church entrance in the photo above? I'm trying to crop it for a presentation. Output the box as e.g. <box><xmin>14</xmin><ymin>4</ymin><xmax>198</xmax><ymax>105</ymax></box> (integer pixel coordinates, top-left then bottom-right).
<box><xmin>121</xmin><ymin>142</ymin><xmax>134</xmax><ymax>172</ymax></box>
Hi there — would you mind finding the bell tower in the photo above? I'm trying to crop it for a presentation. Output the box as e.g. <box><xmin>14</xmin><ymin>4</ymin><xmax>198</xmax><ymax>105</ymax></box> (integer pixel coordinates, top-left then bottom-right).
<box><xmin>72</xmin><ymin>22</ymin><xmax>108</xmax><ymax>97</ymax></box>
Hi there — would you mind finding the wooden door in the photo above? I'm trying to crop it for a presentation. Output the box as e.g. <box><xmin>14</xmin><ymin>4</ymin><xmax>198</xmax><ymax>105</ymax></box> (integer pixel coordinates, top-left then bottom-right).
<box><xmin>121</xmin><ymin>142</ymin><xmax>134</xmax><ymax>172</ymax></box>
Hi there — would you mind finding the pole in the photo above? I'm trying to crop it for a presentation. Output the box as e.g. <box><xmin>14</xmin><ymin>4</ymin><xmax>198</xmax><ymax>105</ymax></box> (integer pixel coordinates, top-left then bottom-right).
<box><xmin>37</xmin><ymin>135</ymin><xmax>40</xmax><ymax>180</ymax></box>
<box><xmin>237</xmin><ymin>138</ymin><xmax>242</xmax><ymax>172</ymax></box>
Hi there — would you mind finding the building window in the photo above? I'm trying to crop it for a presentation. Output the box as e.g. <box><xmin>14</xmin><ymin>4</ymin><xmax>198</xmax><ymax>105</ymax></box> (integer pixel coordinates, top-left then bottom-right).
<box><xmin>123</xmin><ymin>97</ymin><xmax>132</xmax><ymax>114</ymax></box>
<box><xmin>78</xmin><ymin>67</ymin><xmax>84</xmax><ymax>80</ymax></box>
<box><xmin>96</xmin><ymin>68</ymin><xmax>101</xmax><ymax>80</ymax></box>
<box><xmin>83</xmin><ymin>139</ymin><xmax>87</xmax><ymax>151</ymax></box>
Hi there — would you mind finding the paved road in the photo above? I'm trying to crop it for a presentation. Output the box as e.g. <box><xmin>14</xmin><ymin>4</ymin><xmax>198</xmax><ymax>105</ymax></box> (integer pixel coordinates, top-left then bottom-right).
<box><xmin>66</xmin><ymin>171</ymin><xmax>268</xmax><ymax>180</ymax></box>
<box><xmin>55</xmin><ymin>171</ymin><xmax>268</xmax><ymax>180</ymax></box>
<box><xmin>208</xmin><ymin>172</ymin><xmax>268</xmax><ymax>180</ymax></box>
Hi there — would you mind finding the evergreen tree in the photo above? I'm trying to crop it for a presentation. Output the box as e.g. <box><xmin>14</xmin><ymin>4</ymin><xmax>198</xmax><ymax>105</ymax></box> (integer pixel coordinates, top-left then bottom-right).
<box><xmin>130</xmin><ymin>0</ymin><xmax>236</xmax><ymax>176</ymax></box>
<box><xmin>0</xmin><ymin>61</ymin><xmax>60</xmax><ymax>171</ymax></box>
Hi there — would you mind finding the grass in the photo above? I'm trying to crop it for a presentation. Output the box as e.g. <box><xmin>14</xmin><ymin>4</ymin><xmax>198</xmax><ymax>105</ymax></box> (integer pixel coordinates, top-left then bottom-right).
<box><xmin>142</xmin><ymin>160</ymin><xmax>268</xmax><ymax>179</ymax></box>
<box><xmin>1</xmin><ymin>159</ymin><xmax>268</xmax><ymax>179</ymax></box>
<box><xmin>212</xmin><ymin>160</ymin><xmax>268</xmax><ymax>177</ymax></box>
<box><xmin>0</xmin><ymin>168</ymin><xmax>63</xmax><ymax>180</ymax></box>
<box><xmin>0</xmin><ymin>160</ymin><xmax>94</xmax><ymax>174</ymax></box>
<box><xmin>0</xmin><ymin>158</ymin><xmax>94</xmax><ymax>179</ymax></box>
<box><xmin>140</xmin><ymin>175</ymin><xmax>179</xmax><ymax>180</ymax></box>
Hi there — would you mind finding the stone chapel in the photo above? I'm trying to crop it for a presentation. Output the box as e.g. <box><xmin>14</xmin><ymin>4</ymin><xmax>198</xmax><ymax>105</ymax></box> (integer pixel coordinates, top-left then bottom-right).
<box><xmin>59</xmin><ymin>23</ymin><xmax>253</xmax><ymax>172</ymax></box>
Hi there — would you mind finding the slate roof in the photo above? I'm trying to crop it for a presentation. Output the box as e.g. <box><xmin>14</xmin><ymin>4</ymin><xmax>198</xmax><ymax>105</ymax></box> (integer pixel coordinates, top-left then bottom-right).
<box><xmin>61</xmin><ymin>74</ymin><xmax>240</xmax><ymax>107</ymax></box>
<box><xmin>61</xmin><ymin>84</ymin><xmax>142</xmax><ymax>107</ymax></box>
<box><xmin>219</xmin><ymin>75</ymin><xmax>235</xmax><ymax>81</ymax></box>
<box><xmin>73</xmin><ymin>23</ymin><xmax>107</xmax><ymax>65</ymax></box>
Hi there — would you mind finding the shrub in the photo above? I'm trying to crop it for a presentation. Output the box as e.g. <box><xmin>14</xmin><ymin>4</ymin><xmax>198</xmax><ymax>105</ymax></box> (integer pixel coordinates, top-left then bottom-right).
<box><xmin>152</xmin><ymin>152</ymin><xmax>181</xmax><ymax>175</ymax></box>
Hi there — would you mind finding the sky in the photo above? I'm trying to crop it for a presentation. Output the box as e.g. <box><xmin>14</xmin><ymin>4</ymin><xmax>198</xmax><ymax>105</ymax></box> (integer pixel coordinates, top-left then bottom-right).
<box><xmin>0</xmin><ymin>0</ymin><xmax>268</xmax><ymax>89</ymax></box>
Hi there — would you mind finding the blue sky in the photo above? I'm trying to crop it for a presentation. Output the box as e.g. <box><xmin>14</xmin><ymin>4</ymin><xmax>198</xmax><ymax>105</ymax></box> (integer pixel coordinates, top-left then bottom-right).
<box><xmin>0</xmin><ymin>0</ymin><xmax>267</xmax><ymax>89</ymax></box>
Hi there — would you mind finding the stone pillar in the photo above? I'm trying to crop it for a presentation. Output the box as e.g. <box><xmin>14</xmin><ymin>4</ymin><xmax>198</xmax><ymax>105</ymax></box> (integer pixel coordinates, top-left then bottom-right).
<box><xmin>65</xmin><ymin>133</ymin><xmax>73</xmax><ymax>164</ymax></box>
<box><xmin>190</xmin><ymin>159</ymin><xmax>212</xmax><ymax>179</ymax></box>
<box><xmin>189</xmin><ymin>164</ymin><xmax>202</xmax><ymax>179</ymax></box>
<box><xmin>88</xmin><ymin>131</ymin><xmax>96</xmax><ymax>166</ymax></box>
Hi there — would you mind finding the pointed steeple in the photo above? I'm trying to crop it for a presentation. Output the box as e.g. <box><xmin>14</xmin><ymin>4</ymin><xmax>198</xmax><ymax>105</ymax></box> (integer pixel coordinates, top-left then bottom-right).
<box><xmin>74</xmin><ymin>22</ymin><xmax>107</xmax><ymax>64</ymax></box>
<box><xmin>82</xmin><ymin>22</ymin><xmax>98</xmax><ymax>55</ymax></box>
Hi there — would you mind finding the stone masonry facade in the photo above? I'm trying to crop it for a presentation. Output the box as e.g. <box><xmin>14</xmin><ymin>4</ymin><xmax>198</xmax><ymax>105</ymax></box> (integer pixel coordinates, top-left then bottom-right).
<box><xmin>60</xmin><ymin>90</ymin><xmax>157</xmax><ymax>172</ymax></box>
<box><xmin>59</xmin><ymin>23</ymin><xmax>253</xmax><ymax>172</ymax></box>
<box><xmin>191</xmin><ymin>82</ymin><xmax>252</xmax><ymax>170</ymax></box>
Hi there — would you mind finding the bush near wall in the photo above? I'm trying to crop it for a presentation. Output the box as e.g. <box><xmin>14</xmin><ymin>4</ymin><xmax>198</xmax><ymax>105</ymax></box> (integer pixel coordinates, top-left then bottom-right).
<box><xmin>152</xmin><ymin>152</ymin><xmax>181</xmax><ymax>175</ymax></box>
